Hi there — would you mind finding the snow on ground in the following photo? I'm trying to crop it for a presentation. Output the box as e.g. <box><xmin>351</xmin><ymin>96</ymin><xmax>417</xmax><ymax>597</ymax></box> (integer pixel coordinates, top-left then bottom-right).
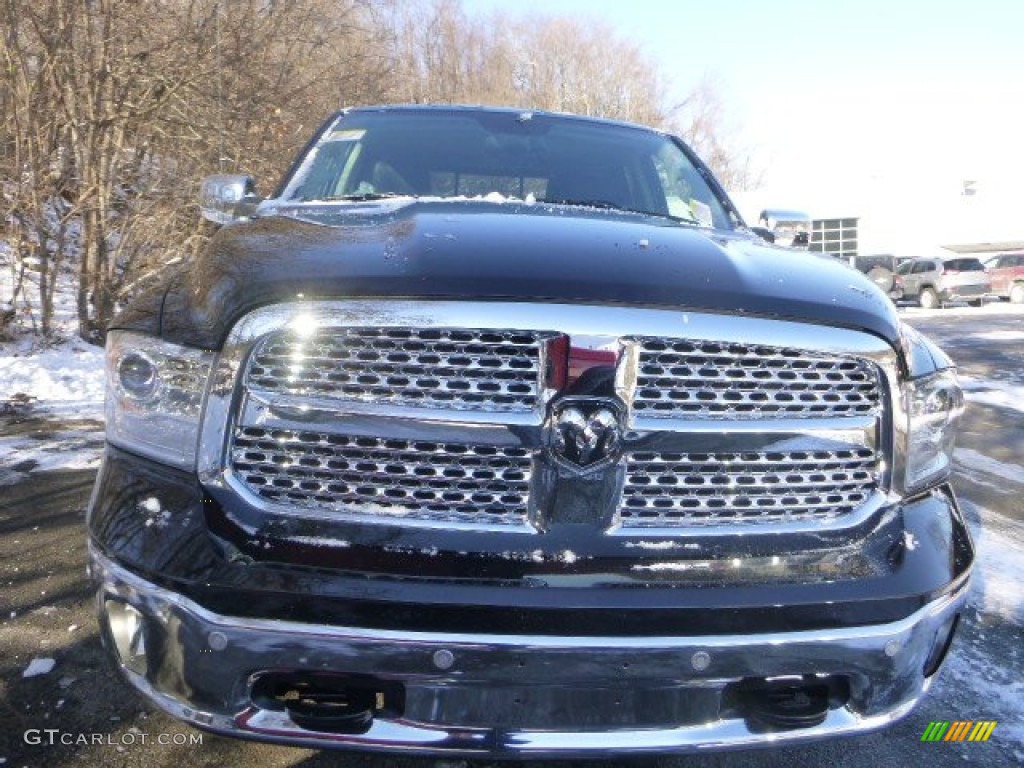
<box><xmin>0</xmin><ymin>335</ymin><xmax>105</xmax><ymax>420</ymax></box>
<box><xmin>942</xmin><ymin>644</ymin><xmax>1024</xmax><ymax>749</ymax></box>
<box><xmin>956</xmin><ymin>447</ymin><xmax>1024</xmax><ymax>487</ymax></box>
<box><xmin>904</xmin><ymin>303</ymin><xmax>1024</xmax><ymax>414</ymax></box>
<box><xmin>968</xmin><ymin>330</ymin><xmax>1024</xmax><ymax>343</ymax></box>
<box><xmin>0</xmin><ymin>427</ymin><xmax>105</xmax><ymax>485</ymax></box>
<box><xmin>2</xmin><ymin>243</ymin><xmax>107</xmax><ymax>473</ymax></box>
<box><xmin>898</xmin><ymin>301</ymin><xmax>1024</xmax><ymax>319</ymax></box>
<box><xmin>1</xmin><ymin>243</ymin><xmax>105</xmax><ymax>408</ymax></box>
<box><xmin>963</xmin><ymin>502</ymin><xmax>1024</xmax><ymax>623</ymax></box>
<box><xmin>959</xmin><ymin>375</ymin><xmax>1024</xmax><ymax>415</ymax></box>
<box><xmin>954</xmin><ymin>446</ymin><xmax>1024</xmax><ymax>623</ymax></box>
<box><xmin>0</xmin><ymin>334</ymin><xmax>106</xmax><ymax>477</ymax></box>
<box><xmin>931</xmin><ymin>502</ymin><xmax>1024</xmax><ymax>750</ymax></box>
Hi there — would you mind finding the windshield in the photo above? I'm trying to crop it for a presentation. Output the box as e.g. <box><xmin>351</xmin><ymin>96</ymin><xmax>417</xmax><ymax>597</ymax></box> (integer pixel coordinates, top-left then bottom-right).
<box><xmin>280</xmin><ymin>109</ymin><xmax>735</xmax><ymax>229</ymax></box>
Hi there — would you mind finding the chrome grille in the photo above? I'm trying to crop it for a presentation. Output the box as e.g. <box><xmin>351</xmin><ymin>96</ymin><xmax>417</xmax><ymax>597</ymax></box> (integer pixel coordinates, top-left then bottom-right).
<box><xmin>212</xmin><ymin>303</ymin><xmax>893</xmax><ymax>533</ymax></box>
<box><xmin>620</xmin><ymin>448</ymin><xmax>877</xmax><ymax>526</ymax></box>
<box><xmin>246</xmin><ymin>327</ymin><xmax>554</xmax><ymax>412</ymax></box>
<box><xmin>229</xmin><ymin>427</ymin><xmax>532</xmax><ymax>526</ymax></box>
<box><xmin>629</xmin><ymin>337</ymin><xmax>881</xmax><ymax>419</ymax></box>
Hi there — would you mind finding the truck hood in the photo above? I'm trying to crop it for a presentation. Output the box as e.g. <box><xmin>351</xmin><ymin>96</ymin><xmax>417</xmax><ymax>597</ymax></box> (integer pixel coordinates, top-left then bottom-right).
<box><xmin>147</xmin><ymin>200</ymin><xmax>901</xmax><ymax>348</ymax></box>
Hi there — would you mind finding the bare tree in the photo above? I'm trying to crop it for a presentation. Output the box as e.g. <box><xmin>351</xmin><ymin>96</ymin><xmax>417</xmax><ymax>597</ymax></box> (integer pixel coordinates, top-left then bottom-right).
<box><xmin>2</xmin><ymin>0</ymin><xmax>393</xmax><ymax>341</ymax></box>
<box><xmin>1</xmin><ymin>0</ymin><xmax>80</xmax><ymax>337</ymax></box>
<box><xmin>669</xmin><ymin>78</ymin><xmax>762</xmax><ymax>193</ymax></box>
<box><xmin>382</xmin><ymin>2</ymin><xmax>667</xmax><ymax>125</ymax></box>
<box><xmin>381</xmin><ymin>3</ymin><xmax>754</xmax><ymax>186</ymax></box>
<box><xmin>1</xmin><ymin>0</ymin><xmax>757</xmax><ymax>343</ymax></box>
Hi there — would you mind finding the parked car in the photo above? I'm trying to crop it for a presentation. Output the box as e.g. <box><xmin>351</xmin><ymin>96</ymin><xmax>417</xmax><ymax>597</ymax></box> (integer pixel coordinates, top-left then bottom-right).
<box><xmin>983</xmin><ymin>251</ymin><xmax>1024</xmax><ymax>303</ymax></box>
<box><xmin>88</xmin><ymin>105</ymin><xmax>971</xmax><ymax>758</ymax></box>
<box><xmin>839</xmin><ymin>253</ymin><xmax>903</xmax><ymax>295</ymax></box>
<box><xmin>892</xmin><ymin>256</ymin><xmax>991</xmax><ymax>308</ymax></box>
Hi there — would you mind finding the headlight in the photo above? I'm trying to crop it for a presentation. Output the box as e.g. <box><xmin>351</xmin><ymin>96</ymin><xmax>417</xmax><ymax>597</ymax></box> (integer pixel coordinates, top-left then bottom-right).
<box><xmin>903</xmin><ymin>368</ymin><xmax>964</xmax><ymax>493</ymax></box>
<box><xmin>105</xmin><ymin>331</ymin><xmax>214</xmax><ymax>468</ymax></box>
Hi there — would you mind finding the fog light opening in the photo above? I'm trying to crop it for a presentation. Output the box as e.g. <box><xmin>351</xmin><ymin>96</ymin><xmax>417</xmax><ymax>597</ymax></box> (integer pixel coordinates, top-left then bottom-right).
<box><xmin>923</xmin><ymin>613</ymin><xmax>961</xmax><ymax>678</ymax></box>
<box><xmin>104</xmin><ymin>599</ymin><xmax>148</xmax><ymax>675</ymax></box>
<box><xmin>723</xmin><ymin>675</ymin><xmax>850</xmax><ymax>733</ymax></box>
<box><xmin>250</xmin><ymin>672</ymin><xmax>405</xmax><ymax>735</ymax></box>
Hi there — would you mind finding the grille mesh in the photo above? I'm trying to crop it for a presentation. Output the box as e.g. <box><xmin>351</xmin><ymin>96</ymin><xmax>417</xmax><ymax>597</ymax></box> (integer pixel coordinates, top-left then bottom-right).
<box><xmin>228</xmin><ymin>318</ymin><xmax>887</xmax><ymax>530</ymax></box>
<box><xmin>230</xmin><ymin>427</ymin><xmax>532</xmax><ymax>525</ymax></box>
<box><xmin>246</xmin><ymin>327</ymin><xmax>554</xmax><ymax>412</ymax></box>
<box><xmin>620</xmin><ymin>448</ymin><xmax>877</xmax><ymax>526</ymax></box>
<box><xmin>629</xmin><ymin>337</ymin><xmax>880</xmax><ymax>419</ymax></box>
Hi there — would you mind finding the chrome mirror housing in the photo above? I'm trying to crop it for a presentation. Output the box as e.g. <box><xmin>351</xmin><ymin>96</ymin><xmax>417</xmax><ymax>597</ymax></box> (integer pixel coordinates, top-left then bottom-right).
<box><xmin>758</xmin><ymin>208</ymin><xmax>811</xmax><ymax>249</ymax></box>
<box><xmin>199</xmin><ymin>174</ymin><xmax>260</xmax><ymax>225</ymax></box>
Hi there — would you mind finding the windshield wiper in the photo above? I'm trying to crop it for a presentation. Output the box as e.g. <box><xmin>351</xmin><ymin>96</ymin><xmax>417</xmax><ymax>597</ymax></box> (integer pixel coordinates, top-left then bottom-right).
<box><xmin>663</xmin><ymin>212</ymin><xmax>702</xmax><ymax>225</ymax></box>
<box><xmin>546</xmin><ymin>197</ymin><xmax>623</xmax><ymax>211</ymax></box>
<box><xmin>547</xmin><ymin>198</ymin><xmax>701</xmax><ymax>225</ymax></box>
<box><xmin>315</xmin><ymin>192</ymin><xmax>410</xmax><ymax>202</ymax></box>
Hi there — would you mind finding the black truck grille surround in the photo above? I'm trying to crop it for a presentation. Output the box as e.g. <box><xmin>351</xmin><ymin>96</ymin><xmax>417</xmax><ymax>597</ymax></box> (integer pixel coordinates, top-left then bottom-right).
<box><xmin>225</xmin><ymin>319</ymin><xmax>887</xmax><ymax>530</ymax></box>
<box><xmin>247</xmin><ymin>327</ymin><xmax>551</xmax><ymax>412</ymax></box>
<box><xmin>629</xmin><ymin>337</ymin><xmax>880</xmax><ymax>419</ymax></box>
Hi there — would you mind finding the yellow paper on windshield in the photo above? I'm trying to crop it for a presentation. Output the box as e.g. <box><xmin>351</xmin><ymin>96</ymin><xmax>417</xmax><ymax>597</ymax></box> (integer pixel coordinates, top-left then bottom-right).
<box><xmin>689</xmin><ymin>199</ymin><xmax>713</xmax><ymax>227</ymax></box>
<box><xmin>326</xmin><ymin>129</ymin><xmax>366</xmax><ymax>142</ymax></box>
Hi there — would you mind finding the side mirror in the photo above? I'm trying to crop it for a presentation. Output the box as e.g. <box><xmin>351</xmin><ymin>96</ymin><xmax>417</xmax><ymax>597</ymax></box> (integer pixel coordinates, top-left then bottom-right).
<box><xmin>199</xmin><ymin>174</ymin><xmax>260</xmax><ymax>225</ymax></box>
<box><xmin>750</xmin><ymin>226</ymin><xmax>775</xmax><ymax>244</ymax></box>
<box><xmin>757</xmin><ymin>208</ymin><xmax>812</xmax><ymax>250</ymax></box>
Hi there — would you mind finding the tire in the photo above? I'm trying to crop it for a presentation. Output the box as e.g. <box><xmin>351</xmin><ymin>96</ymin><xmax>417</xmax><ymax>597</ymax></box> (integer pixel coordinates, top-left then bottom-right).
<box><xmin>866</xmin><ymin>266</ymin><xmax>894</xmax><ymax>293</ymax></box>
<box><xmin>1010</xmin><ymin>283</ymin><xmax>1024</xmax><ymax>304</ymax></box>
<box><xmin>919</xmin><ymin>287</ymin><xmax>940</xmax><ymax>309</ymax></box>
<box><xmin>968</xmin><ymin>298</ymin><xmax>984</xmax><ymax>307</ymax></box>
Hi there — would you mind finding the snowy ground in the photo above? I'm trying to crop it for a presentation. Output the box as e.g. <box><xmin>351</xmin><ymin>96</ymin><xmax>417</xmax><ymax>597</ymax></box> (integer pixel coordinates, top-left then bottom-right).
<box><xmin>960</xmin><ymin>375</ymin><xmax>1024</xmax><ymax>415</ymax></box>
<box><xmin>941</xmin><ymin>500</ymin><xmax>1024</xmax><ymax>754</ymax></box>
<box><xmin>898</xmin><ymin>300</ymin><xmax>1024</xmax><ymax>320</ymax></box>
<box><xmin>0</xmin><ymin>325</ymin><xmax>105</xmax><ymax>485</ymax></box>
<box><xmin>1</xmin><ymin>256</ymin><xmax>105</xmax><ymax>485</ymax></box>
<box><xmin>0</xmin><ymin>244</ymin><xmax>105</xmax><ymax>418</ymax></box>
<box><xmin>0</xmin><ymin>337</ymin><xmax>104</xmax><ymax>420</ymax></box>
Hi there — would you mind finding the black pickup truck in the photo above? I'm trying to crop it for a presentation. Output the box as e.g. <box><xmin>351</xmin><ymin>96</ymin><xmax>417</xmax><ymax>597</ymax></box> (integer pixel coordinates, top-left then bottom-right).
<box><xmin>88</xmin><ymin>105</ymin><xmax>973</xmax><ymax>758</ymax></box>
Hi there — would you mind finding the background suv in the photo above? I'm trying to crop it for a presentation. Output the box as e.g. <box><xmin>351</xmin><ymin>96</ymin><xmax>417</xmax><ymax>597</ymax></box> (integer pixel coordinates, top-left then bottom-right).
<box><xmin>984</xmin><ymin>251</ymin><xmax>1024</xmax><ymax>303</ymax></box>
<box><xmin>893</xmin><ymin>256</ymin><xmax>991</xmax><ymax>308</ymax></box>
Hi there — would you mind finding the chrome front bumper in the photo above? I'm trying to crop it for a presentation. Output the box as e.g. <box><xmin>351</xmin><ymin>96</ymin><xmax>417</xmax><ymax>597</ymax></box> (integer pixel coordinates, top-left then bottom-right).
<box><xmin>90</xmin><ymin>546</ymin><xmax>968</xmax><ymax>758</ymax></box>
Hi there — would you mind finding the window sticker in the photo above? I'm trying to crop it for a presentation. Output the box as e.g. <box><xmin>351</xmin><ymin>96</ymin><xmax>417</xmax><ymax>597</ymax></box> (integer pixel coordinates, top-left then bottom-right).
<box><xmin>666</xmin><ymin>196</ymin><xmax>691</xmax><ymax>219</ymax></box>
<box><xmin>325</xmin><ymin>129</ymin><xmax>366</xmax><ymax>142</ymax></box>
<box><xmin>689</xmin><ymin>199</ymin><xmax>713</xmax><ymax>227</ymax></box>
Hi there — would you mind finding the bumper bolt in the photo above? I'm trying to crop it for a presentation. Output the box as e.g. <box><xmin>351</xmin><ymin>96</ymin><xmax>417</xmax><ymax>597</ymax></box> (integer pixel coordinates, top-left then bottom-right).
<box><xmin>884</xmin><ymin>640</ymin><xmax>901</xmax><ymax>658</ymax></box>
<box><xmin>433</xmin><ymin>649</ymin><xmax>455</xmax><ymax>670</ymax></box>
<box><xmin>691</xmin><ymin>651</ymin><xmax>711</xmax><ymax>671</ymax></box>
